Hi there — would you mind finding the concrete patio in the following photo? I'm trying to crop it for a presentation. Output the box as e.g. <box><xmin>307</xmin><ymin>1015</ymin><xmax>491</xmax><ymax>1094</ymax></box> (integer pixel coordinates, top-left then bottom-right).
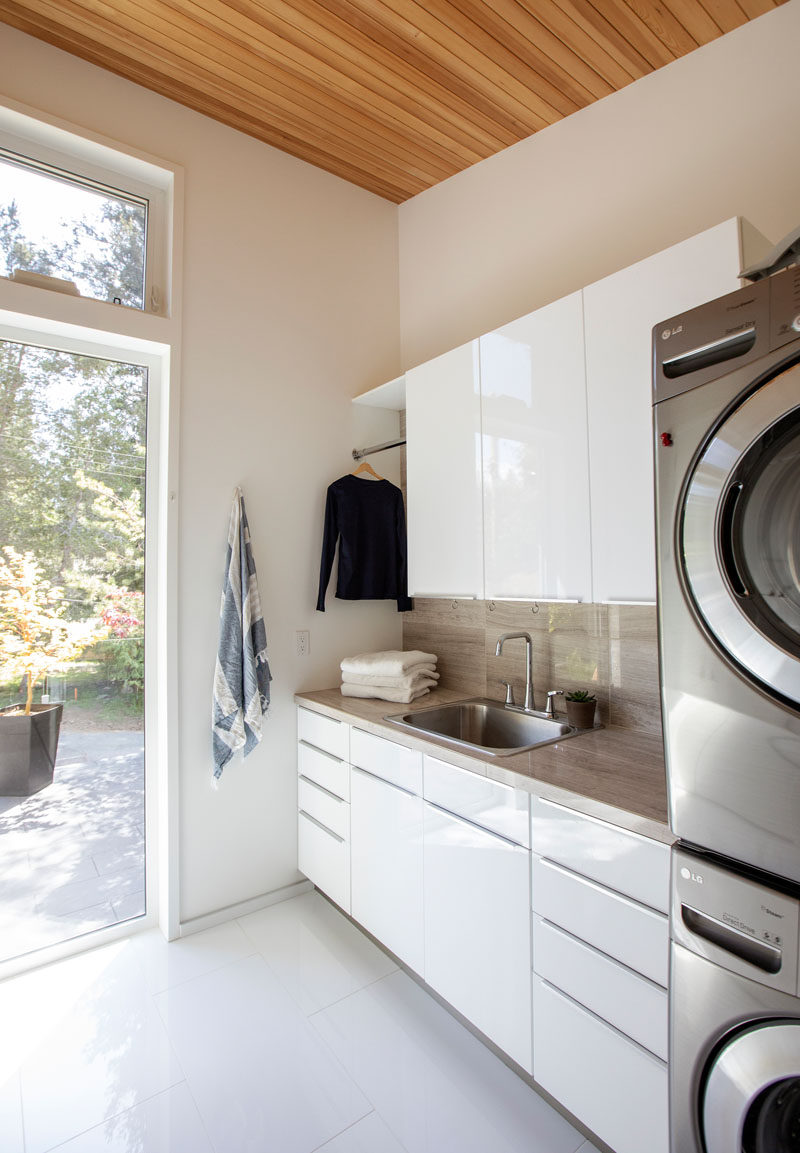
<box><xmin>0</xmin><ymin>729</ymin><xmax>145</xmax><ymax>963</ymax></box>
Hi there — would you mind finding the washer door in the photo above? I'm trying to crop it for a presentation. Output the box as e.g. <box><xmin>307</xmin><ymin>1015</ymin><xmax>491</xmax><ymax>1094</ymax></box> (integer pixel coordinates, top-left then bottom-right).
<box><xmin>703</xmin><ymin>1020</ymin><xmax>800</xmax><ymax>1152</ymax></box>
<box><xmin>681</xmin><ymin>360</ymin><xmax>800</xmax><ymax>707</ymax></box>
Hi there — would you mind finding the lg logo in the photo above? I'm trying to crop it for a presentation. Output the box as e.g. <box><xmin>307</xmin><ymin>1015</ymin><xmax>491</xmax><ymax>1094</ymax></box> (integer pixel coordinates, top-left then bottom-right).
<box><xmin>661</xmin><ymin>325</ymin><xmax>684</xmax><ymax>340</ymax></box>
<box><xmin>680</xmin><ymin>866</ymin><xmax>703</xmax><ymax>884</ymax></box>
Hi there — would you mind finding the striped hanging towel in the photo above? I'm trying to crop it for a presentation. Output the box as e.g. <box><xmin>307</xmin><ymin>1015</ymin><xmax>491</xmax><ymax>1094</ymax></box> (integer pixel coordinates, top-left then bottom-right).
<box><xmin>212</xmin><ymin>487</ymin><xmax>272</xmax><ymax>780</ymax></box>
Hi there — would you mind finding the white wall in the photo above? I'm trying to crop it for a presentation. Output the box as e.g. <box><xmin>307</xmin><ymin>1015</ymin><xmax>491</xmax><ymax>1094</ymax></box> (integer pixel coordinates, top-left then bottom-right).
<box><xmin>398</xmin><ymin>0</ymin><xmax>800</xmax><ymax>367</ymax></box>
<box><xmin>0</xmin><ymin>26</ymin><xmax>403</xmax><ymax>926</ymax></box>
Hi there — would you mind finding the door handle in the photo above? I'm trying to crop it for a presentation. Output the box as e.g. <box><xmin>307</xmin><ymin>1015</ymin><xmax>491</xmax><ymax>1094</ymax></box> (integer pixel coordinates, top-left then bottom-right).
<box><xmin>718</xmin><ymin>481</ymin><xmax>750</xmax><ymax>598</ymax></box>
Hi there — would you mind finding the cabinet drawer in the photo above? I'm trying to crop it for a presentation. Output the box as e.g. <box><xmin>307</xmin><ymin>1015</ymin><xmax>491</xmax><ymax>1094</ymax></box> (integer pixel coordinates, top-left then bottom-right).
<box><xmin>532</xmin><ymin>976</ymin><xmax>668</xmax><ymax>1153</ymax></box>
<box><xmin>532</xmin><ymin>855</ymin><xmax>668</xmax><ymax>986</ymax></box>
<box><xmin>298</xmin><ymin>811</ymin><xmax>350</xmax><ymax>914</ymax></box>
<box><xmin>424</xmin><ymin>755</ymin><xmax>529</xmax><ymax>847</ymax></box>
<box><xmin>298</xmin><ymin>740</ymin><xmax>349</xmax><ymax>800</ymax></box>
<box><xmin>424</xmin><ymin>802</ymin><xmax>532</xmax><ymax>1072</ymax></box>
<box><xmin>350</xmin><ymin>728</ymin><xmax>423</xmax><ymax>795</ymax></box>
<box><xmin>297</xmin><ymin>707</ymin><xmax>350</xmax><ymax>761</ymax></box>
<box><xmin>531</xmin><ymin>796</ymin><xmax>670</xmax><ymax>913</ymax></box>
<box><xmin>532</xmin><ymin>916</ymin><xmax>667</xmax><ymax>1060</ymax></box>
<box><xmin>298</xmin><ymin>775</ymin><xmax>350</xmax><ymax>841</ymax></box>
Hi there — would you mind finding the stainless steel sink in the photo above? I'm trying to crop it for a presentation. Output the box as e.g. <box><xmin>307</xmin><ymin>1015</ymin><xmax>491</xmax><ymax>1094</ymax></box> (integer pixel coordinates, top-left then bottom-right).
<box><xmin>384</xmin><ymin>698</ymin><xmax>577</xmax><ymax>757</ymax></box>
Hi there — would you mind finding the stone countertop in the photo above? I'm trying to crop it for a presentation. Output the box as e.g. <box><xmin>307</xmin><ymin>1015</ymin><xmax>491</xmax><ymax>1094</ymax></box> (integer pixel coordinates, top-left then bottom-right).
<box><xmin>295</xmin><ymin>687</ymin><xmax>672</xmax><ymax>844</ymax></box>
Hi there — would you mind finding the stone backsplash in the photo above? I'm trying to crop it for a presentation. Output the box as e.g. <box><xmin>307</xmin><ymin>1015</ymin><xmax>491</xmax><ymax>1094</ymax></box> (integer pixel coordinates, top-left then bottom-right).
<box><xmin>403</xmin><ymin>598</ymin><xmax>662</xmax><ymax>735</ymax></box>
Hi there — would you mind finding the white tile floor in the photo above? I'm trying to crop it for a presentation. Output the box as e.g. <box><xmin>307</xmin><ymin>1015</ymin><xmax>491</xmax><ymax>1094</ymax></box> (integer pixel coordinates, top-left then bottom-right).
<box><xmin>0</xmin><ymin>890</ymin><xmax>602</xmax><ymax>1153</ymax></box>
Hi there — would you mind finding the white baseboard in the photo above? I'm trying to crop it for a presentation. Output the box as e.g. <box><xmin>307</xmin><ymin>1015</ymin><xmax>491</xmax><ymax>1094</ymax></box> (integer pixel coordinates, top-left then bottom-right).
<box><xmin>178</xmin><ymin>879</ymin><xmax>313</xmax><ymax>937</ymax></box>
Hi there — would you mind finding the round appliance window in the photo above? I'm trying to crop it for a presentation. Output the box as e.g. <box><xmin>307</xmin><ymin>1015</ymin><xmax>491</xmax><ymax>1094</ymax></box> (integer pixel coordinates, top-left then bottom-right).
<box><xmin>681</xmin><ymin>360</ymin><xmax>800</xmax><ymax>707</ymax></box>
<box><xmin>741</xmin><ymin>1077</ymin><xmax>800</xmax><ymax>1151</ymax></box>
<box><xmin>702</xmin><ymin>1019</ymin><xmax>800</xmax><ymax>1153</ymax></box>
<box><xmin>725</xmin><ymin>408</ymin><xmax>800</xmax><ymax>652</ymax></box>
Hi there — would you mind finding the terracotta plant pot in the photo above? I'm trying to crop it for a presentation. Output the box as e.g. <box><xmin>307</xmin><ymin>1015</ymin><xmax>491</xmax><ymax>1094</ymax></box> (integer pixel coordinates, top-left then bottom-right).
<box><xmin>566</xmin><ymin>698</ymin><xmax>596</xmax><ymax>730</ymax></box>
<box><xmin>0</xmin><ymin>703</ymin><xmax>63</xmax><ymax>796</ymax></box>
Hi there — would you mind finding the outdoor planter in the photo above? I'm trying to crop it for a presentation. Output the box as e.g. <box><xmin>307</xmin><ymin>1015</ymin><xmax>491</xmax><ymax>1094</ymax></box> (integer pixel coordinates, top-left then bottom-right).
<box><xmin>0</xmin><ymin>702</ymin><xmax>63</xmax><ymax>796</ymax></box>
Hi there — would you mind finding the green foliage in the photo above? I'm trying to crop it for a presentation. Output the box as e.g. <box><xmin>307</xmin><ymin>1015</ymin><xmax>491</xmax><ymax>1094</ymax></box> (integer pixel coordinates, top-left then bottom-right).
<box><xmin>97</xmin><ymin>589</ymin><xmax>144</xmax><ymax>698</ymax></box>
<box><xmin>67</xmin><ymin>200</ymin><xmax>146</xmax><ymax>307</ymax></box>
<box><xmin>565</xmin><ymin>689</ymin><xmax>596</xmax><ymax>702</ymax></box>
<box><xmin>0</xmin><ymin>548</ymin><xmax>108</xmax><ymax>714</ymax></box>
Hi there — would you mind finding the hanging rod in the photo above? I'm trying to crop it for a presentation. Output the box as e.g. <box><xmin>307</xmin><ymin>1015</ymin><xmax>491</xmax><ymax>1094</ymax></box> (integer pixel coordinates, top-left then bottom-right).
<box><xmin>352</xmin><ymin>437</ymin><xmax>406</xmax><ymax>462</ymax></box>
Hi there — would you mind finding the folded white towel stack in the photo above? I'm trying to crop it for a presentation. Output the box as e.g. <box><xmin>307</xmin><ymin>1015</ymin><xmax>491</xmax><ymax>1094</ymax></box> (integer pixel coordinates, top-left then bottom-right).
<box><xmin>340</xmin><ymin>649</ymin><xmax>439</xmax><ymax>704</ymax></box>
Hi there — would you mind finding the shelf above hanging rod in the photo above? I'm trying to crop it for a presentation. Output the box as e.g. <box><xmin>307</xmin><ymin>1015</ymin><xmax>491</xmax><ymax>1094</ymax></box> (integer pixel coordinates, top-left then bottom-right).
<box><xmin>352</xmin><ymin>437</ymin><xmax>406</xmax><ymax>462</ymax></box>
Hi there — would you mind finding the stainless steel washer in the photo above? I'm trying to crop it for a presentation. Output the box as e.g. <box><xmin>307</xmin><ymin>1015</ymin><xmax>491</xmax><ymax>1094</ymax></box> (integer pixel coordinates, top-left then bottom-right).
<box><xmin>653</xmin><ymin>265</ymin><xmax>800</xmax><ymax>883</ymax></box>
<box><xmin>671</xmin><ymin>845</ymin><xmax>800</xmax><ymax>1152</ymax></box>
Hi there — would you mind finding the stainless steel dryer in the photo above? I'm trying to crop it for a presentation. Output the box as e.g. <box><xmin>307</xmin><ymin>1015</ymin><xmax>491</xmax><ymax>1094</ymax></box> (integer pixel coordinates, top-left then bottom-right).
<box><xmin>671</xmin><ymin>844</ymin><xmax>800</xmax><ymax>1152</ymax></box>
<box><xmin>653</xmin><ymin>265</ymin><xmax>800</xmax><ymax>883</ymax></box>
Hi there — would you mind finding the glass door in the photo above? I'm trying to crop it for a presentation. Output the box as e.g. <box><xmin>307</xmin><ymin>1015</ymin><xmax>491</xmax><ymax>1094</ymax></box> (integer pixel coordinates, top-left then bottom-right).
<box><xmin>0</xmin><ymin>337</ymin><xmax>148</xmax><ymax>962</ymax></box>
<box><xmin>681</xmin><ymin>359</ymin><xmax>800</xmax><ymax>707</ymax></box>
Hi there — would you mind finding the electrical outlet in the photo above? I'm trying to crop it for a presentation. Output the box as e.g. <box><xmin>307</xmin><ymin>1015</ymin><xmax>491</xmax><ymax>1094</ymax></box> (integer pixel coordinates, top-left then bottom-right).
<box><xmin>296</xmin><ymin>629</ymin><xmax>310</xmax><ymax>657</ymax></box>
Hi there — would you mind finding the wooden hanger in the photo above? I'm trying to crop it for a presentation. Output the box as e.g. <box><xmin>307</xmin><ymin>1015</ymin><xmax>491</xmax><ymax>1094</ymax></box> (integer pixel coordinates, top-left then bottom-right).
<box><xmin>352</xmin><ymin>460</ymin><xmax>383</xmax><ymax>480</ymax></box>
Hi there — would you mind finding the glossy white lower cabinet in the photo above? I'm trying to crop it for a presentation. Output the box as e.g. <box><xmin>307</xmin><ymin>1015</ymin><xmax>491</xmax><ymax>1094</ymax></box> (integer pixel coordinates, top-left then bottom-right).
<box><xmin>531</xmin><ymin>797</ymin><xmax>670</xmax><ymax>1153</ymax></box>
<box><xmin>298</xmin><ymin>811</ymin><xmax>350</xmax><ymax>914</ymax></box>
<box><xmin>423</xmin><ymin>802</ymin><xmax>532</xmax><ymax>1072</ymax></box>
<box><xmin>350</xmin><ymin>765</ymin><xmax>425</xmax><ymax>974</ymax></box>
<box><xmin>298</xmin><ymin>704</ymin><xmax>674</xmax><ymax>1153</ymax></box>
<box><xmin>297</xmin><ymin>707</ymin><xmax>351</xmax><ymax>913</ymax></box>
<box><xmin>533</xmin><ymin>976</ymin><xmax>668</xmax><ymax>1153</ymax></box>
<box><xmin>531</xmin><ymin>795</ymin><xmax>670</xmax><ymax>913</ymax></box>
<box><xmin>533</xmin><ymin>916</ymin><xmax>667</xmax><ymax>1061</ymax></box>
<box><xmin>424</xmin><ymin>754</ymin><xmax>530</xmax><ymax>848</ymax></box>
<box><xmin>532</xmin><ymin>855</ymin><xmax>669</xmax><ymax>987</ymax></box>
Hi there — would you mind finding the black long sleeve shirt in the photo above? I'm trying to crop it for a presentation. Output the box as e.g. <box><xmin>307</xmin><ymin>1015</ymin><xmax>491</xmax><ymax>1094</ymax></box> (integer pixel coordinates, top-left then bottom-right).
<box><xmin>316</xmin><ymin>474</ymin><xmax>412</xmax><ymax>612</ymax></box>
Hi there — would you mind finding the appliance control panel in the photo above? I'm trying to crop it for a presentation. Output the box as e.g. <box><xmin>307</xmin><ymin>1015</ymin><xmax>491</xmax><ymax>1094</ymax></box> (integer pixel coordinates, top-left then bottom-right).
<box><xmin>671</xmin><ymin>845</ymin><xmax>800</xmax><ymax>995</ymax></box>
<box><xmin>770</xmin><ymin>262</ymin><xmax>800</xmax><ymax>349</ymax></box>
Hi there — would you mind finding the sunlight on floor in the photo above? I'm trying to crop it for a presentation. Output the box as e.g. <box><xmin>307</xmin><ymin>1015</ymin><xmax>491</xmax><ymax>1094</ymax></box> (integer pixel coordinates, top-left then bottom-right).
<box><xmin>0</xmin><ymin>731</ymin><xmax>145</xmax><ymax>964</ymax></box>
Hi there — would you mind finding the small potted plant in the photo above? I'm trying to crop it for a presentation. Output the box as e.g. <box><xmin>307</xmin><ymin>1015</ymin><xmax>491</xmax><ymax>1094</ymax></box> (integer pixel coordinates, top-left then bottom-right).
<box><xmin>565</xmin><ymin>689</ymin><xmax>597</xmax><ymax>730</ymax></box>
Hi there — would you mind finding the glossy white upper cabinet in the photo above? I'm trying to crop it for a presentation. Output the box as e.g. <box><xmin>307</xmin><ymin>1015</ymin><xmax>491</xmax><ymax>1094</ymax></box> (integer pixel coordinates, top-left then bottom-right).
<box><xmin>480</xmin><ymin>292</ymin><xmax>591</xmax><ymax>601</ymax></box>
<box><xmin>405</xmin><ymin>340</ymin><xmax>483</xmax><ymax>598</ymax></box>
<box><xmin>583</xmin><ymin>218</ymin><xmax>756</xmax><ymax>603</ymax></box>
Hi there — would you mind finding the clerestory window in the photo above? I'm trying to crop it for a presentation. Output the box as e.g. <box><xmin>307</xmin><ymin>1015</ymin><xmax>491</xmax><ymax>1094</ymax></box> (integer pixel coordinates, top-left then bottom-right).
<box><xmin>0</xmin><ymin>105</ymin><xmax>171</xmax><ymax>316</ymax></box>
<box><xmin>1</xmin><ymin>149</ymin><xmax>148</xmax><ymax>309</ymax></box>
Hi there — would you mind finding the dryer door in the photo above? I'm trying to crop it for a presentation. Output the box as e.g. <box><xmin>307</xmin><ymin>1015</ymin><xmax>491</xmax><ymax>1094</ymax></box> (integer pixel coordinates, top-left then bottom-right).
<box><xmin>681</xmin><ymin>359</ymin><xmax>800</xmax><ymax>707</ymax></box>
<box><xmin>703</xmin><ymin>1020</ymin><xmax>800</xmax><ymax>1152</ymax></box>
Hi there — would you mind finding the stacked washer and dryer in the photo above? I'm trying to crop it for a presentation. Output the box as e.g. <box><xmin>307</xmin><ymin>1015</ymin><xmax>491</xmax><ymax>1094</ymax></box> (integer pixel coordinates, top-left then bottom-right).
<box><xmin>652</xmin><ymin>260</ymin><xmax>800</xmax><ymax>1152</ymax></box>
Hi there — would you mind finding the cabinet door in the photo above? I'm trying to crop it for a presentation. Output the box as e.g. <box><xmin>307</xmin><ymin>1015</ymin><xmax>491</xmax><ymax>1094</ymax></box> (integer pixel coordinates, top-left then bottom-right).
<box><xmin>480</xmin><ymin>292</ymin><xmax>591</xmax><ymax>601</ymax></box>
<box><xmin>298</xmin><ymin>812</ymin><xmax>350</xmax><ymax>914</ymax></box>
<box><xmin>424</xmin><ymin>803</ymin><xmax>532</xmax><ymax>1072</ymax></box>
<box><xmin>583</xmin><ymin>218</ymin><xmax>746</xmax><ymax>603</ymax></box>
<box><xmin>533</xmin><ymin>976</ymin><xmax>668</xmax><ymax>1153</ymax></box>
<box><xmin>350</xmin><ymin>767</ymin><xmax>424</xmax><ymax>974</ymax></box>
<box><xmin>405</xmin><ymin>340</ymin><xmax>483</xmax><ymax>598</ymax></box>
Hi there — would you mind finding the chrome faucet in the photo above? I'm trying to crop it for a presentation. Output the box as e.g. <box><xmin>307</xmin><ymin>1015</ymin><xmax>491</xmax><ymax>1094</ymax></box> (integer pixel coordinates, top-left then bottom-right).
<box><xmin>495</xmin><ymin>631</ymin><xmax>534</xmax><ymax>711</ymax></box>
<box><xmin>545</xmin><ymin>690</ymin><xmax>564</xmax><ymax>718</ymax></box>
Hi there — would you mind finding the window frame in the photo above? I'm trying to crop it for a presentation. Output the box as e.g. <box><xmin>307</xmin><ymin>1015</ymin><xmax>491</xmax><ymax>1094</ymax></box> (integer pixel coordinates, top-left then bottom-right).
<box><xmin>0</xmin><ymin>101</ymin><xmax>173</xmax><ymax>317</ymax></box>
<box><xmin>0</xmin><ymin>96</ymin><xmax>182</xmax><ymax>976</ymax></box>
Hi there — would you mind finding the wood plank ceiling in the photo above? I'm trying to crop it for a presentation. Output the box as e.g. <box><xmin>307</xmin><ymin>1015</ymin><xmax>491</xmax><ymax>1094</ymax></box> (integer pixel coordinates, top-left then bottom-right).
<box><xmin>0</xmin><ymin>1</ymin><xmax>786</xmax><ymax>202</ymax></box>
